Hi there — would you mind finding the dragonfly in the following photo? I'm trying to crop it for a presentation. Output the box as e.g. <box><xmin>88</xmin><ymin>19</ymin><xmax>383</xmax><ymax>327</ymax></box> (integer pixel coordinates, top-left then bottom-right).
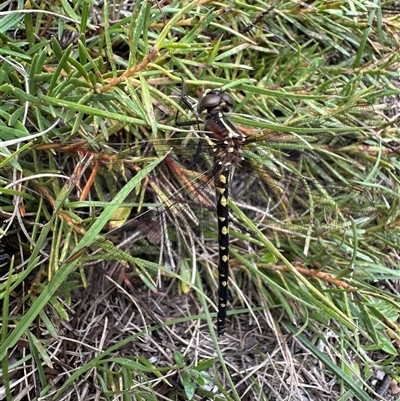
<box><xmin>168</xmin><ymin>83</ymin><xmax>373</xmax><ymax>335</ymax></box>
<box><xmin>55</xmin><ymin>82</ymin><xmax>374</xmax><ymax>336</ymax></box>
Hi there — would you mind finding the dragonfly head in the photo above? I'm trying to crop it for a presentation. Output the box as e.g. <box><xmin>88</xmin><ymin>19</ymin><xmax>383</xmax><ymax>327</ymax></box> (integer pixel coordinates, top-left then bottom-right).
<box><xmin>197</xmin><ymin>89</ymin><xmax>234</xmax><ymax>114</ymax></box>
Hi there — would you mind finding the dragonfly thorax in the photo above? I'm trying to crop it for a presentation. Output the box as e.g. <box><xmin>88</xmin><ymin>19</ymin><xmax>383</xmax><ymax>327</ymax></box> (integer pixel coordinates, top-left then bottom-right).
<box><xmin>212</xmin><ymin>135</ymin><xmax>246</xmax><ymax>168</ymax></box>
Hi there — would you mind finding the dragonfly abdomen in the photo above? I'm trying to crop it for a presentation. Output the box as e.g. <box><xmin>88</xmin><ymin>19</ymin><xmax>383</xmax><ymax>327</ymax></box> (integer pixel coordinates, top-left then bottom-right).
<box><xmin>215</xmin><ymin>164</ymin><xmax>230</xmax><ymax>336</ymax></box>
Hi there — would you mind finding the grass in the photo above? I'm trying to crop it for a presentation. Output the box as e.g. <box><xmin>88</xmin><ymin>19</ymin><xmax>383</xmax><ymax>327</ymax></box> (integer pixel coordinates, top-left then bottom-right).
<box><xmin>1</xmin><ymin>1</ymin><xmax>400</xmax><ymax>400</ymax></box>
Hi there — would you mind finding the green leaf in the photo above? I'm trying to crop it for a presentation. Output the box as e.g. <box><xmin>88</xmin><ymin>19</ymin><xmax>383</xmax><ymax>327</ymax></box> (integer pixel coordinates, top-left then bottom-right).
<box><xmin>182</xmin><ymin>371</ymin><xmax>195</xmax><ymax>400</ymax></box>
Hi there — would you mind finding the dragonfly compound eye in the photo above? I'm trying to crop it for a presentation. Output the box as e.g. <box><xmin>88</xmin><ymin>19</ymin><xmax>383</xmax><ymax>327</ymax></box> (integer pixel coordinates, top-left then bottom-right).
<box><xmin>220</xmin><ymin>93</ymin><xmax>234</xmax><ymax>111</ymax></box>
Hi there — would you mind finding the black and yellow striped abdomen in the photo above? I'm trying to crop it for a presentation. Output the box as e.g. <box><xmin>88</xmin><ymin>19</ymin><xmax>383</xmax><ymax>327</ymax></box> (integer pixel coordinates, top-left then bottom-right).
<box><xmin>215</xmin><ymin>165</ymin><xmax>230</xmax><ymax>335</ymax></box>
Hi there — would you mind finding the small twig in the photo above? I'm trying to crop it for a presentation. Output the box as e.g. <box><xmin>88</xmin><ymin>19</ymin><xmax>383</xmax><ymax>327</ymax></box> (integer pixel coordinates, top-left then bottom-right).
<box><xmin>100</xmin><ymin>47</ymin><xmax>158</xmax><ymax>93</ymax></box>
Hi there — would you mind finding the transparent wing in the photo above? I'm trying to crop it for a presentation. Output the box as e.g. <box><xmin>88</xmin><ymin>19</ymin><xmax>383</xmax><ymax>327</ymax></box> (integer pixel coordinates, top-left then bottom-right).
<box><xmin>16</xmin><ymin>103</ymin><xmax>376</xmax><ymax>282</ymax></box>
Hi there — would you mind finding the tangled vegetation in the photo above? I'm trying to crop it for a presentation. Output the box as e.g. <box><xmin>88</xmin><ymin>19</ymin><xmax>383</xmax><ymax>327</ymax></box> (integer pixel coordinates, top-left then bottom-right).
<box><xmin>1</xmin><ymin>1</ymin><xmax>400</xmax><ymax>400</ymax></box>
